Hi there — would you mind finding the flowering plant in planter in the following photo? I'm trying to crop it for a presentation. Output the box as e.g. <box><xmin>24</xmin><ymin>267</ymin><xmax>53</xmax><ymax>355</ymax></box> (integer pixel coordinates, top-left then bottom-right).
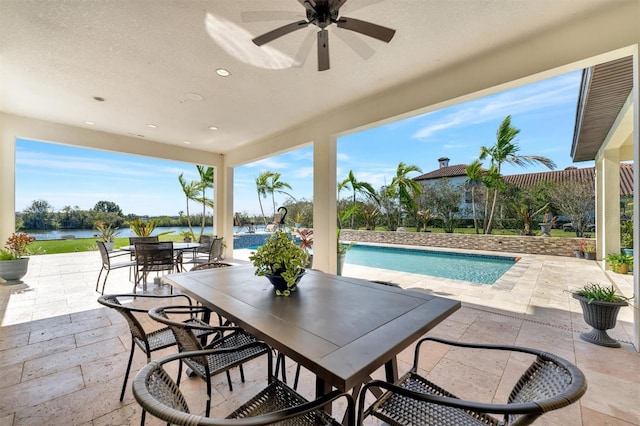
<box><xmin>1</xmin><ymin>233</ymin><xmax>36</xmax><ymax>260</ymax></box>
<box><xmin>249</xmin><ymin>230</ymin><xmax>309</xmax><ymax>296</ymax></box>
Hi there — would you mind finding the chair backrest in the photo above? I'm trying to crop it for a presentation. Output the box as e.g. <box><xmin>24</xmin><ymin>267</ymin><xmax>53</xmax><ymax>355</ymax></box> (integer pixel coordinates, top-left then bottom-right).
<box><xmin>135</xmin><ymin>242</ymin><xmax>174</xmax><ymax>271</ymax></box>
<box><xmin>148</xmin><ymin>305</ymin><xmax>209</xmax><ymax>367</ymax></box>
<box><xmin>98</xmin><ymin>293</ymin><xmax>196</xmax><ymax>354</ymax></box>
<box><xmin>133</xmin><ymin>347</ymin><xmax>351</xmax><ymax>426</ymax></box>
<box><xmin>505</xmin><ymin>352</ymin><xmax>587</xmax><ymax>425</ymax></box>
<box><xmin>208</xmin><ymin>237</ymin><xmax>224</xmax><ymax>262</ymax></box>
<box><xmin>96</xmin><ymin>241</ymin><xmax>111</xmax><ymax>266</ymax></box>
<box><xmin>129</xmin><ymin>236</ymin><xmax>159</xmax><ymax>245</ymax></box>
<box><xmin>197</xmin><ymin>235</ymin><xmax>214</xmax><ymax>254</ymax></box>
<box><xmin>98</xmin><ymin>294</ymin><xmax>150</xmax><ymax>347</ymax></box>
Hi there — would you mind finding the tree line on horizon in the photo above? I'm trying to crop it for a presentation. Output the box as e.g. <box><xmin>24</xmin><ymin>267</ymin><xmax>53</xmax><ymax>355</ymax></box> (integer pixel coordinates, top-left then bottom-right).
<box><xmin>16</xmin><ymin>116</ymin><xmax>603</xmax><ymax>238</ymax></box>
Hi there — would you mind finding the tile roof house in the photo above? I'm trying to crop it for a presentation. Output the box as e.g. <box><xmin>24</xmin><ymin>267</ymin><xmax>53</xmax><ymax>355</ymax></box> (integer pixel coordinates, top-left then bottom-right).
<box><xmin>414</xmin><ymin>159</ymin><xmax>634</xmax><ymax>197</ymax></box>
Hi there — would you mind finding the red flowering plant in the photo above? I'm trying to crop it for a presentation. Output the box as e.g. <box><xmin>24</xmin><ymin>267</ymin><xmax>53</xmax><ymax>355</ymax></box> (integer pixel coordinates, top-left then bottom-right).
<box><xmin>2</xmin><ymin>233</ymin><xmax>36</xmax><ymax>260</ymax></box>
<box><xmin>294</xmin><ymin>228</ymin><xmax>313</xmax><ymax>252</ymax></box>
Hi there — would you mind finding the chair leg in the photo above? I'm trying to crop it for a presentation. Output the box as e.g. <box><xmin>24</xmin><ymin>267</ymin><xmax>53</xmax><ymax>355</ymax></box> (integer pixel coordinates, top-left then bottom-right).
<box><xmin>96</xmin><ymin>267</ymin><xmax>104</xmax><ymax>292</ymax></box>
<box><xmin>239</xmin><ymin>364</ymin><xmax>245</xmax><ymax>383</ymax></box>
<box><xmin>293</xmin><ymin>363</ymin><xmax>301</xmax><ymax>390</ymax></box>
<box><xmin>100</xmin><ymin>269</ymin><xmax>111</xmax><ymax>295</ymax></box>
<box><xmin>121</xmin><ymin>340</ymin><xmax>136</xmax><ymax>401</ymax></box>
<box><xmin>225</xmin><ymin>370</ymin><xmax>233</xmax><ymax>391</ymax></box>
<box><xmin>140</xmin><ymin>410</ymin><xmax>145</xmax><ymax>426</ymax></box>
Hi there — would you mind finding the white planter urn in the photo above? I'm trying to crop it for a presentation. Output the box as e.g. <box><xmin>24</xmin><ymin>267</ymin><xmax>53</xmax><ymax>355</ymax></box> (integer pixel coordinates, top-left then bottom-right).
<box><xmin>0</xmin><ymin>257</ymin><xmax>30</xmax><ymax>283</ymax></box>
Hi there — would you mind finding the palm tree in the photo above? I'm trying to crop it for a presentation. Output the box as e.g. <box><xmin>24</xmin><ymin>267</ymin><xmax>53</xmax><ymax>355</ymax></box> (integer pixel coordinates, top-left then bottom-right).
<box><xmin>339</xmin><ymin>170</ymin><xmax>378</xmax><ymax>229</ymax></box>
<box><xmin>481</xmin><ymin>165</ymin><xmax>501</xmax><ymax>233</ymax></box>
<box><xmin>479</xmin><ymin>115</ymin><xmax>556</xmax><ymax>234</ymax></box>
<box><xmin>255</xmin><ymin>171</ymin><xmax>272</xmax><ymax>226</ymax></box>
<box><xmin>266</xmin><ymin>172</ymin><xmax>294</xmax><ymax>217</ymax></box>
<box><xmin>389</xmin><ymin>162</ymin><xmax>423</xmax><ymax>228</ymax></box>
<box><xmin>465</xmin><ymin>159</ymin><xmax>484</xmax><ymax>234</ymax></box>
<box><xmin>196</xmin><ymin>165</ymin><xmax>214</xmax><ymax>236</ymax></box>
<box><xmin>178</xmin><ymin>173</ymin><xmax>201</xmax><ymax>237</ymax></box>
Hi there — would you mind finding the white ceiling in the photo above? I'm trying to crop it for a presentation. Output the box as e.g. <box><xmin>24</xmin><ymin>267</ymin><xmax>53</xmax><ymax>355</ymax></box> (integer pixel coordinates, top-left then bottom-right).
<box><xmin>0</xmin><ymin>0</ymin><xmax>617</xmax><ymax>154</ymax></box>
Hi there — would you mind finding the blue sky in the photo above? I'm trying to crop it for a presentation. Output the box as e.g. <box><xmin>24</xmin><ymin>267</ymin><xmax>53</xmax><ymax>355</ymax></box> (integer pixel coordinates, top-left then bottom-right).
<box><xmin>16</xmin><ymin>70</ymin><xmax>589</xmax><ymax>218</ymax></box>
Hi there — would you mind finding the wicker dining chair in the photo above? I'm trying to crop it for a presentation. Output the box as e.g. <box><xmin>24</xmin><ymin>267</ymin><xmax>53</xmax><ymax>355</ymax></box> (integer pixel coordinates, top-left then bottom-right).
<box><xmin>96</xmin><ymin>241</ymin><xmax>137</xmax><ymax>295</ymax></box>
<box><xmin>134</xmin><ymin>241</ymin><xmax>176</xmax><ymax>293</ymax></box>
<box><xmin>133</xmin><ymin>346</ymin><xmax>355</xmax><ymax>426</ymax></box>
<box><xmin>148</xmin><ymin>305</ymin><xmax>270</xmax><ymax>416</ymax></box>
<box><xmin>97</xmin><ymin>293</ymin><xmax>216</xmax><ymax>402</ymax></box>
<box><xmin>186</xmin><ymin>237</ymin><xmax>224</xmax><ymax>269</ymax></box>
<box><xmin>357</xmin><ymin>337</ymin><xmax>588</xmax><ymax>426</ymax></box>
<box><xmin>127</xmin><ymin>236</ymin><xmax>159</xmax><ymax>280</ymax></box>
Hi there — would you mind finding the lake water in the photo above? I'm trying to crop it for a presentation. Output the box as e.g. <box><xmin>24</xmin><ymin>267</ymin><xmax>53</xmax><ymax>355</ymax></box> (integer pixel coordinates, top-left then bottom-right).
<box><xmin>24</xmin><ymin>225</ymin><xmax>268</xmax><ymax>240</ymax></box>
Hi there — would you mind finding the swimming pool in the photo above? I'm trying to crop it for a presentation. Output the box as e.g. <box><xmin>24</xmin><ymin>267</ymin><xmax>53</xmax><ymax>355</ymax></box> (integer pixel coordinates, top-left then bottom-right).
<box><xmin>344</xmin><ymin>244</ymin><xmax>516</xmax><ymax>284</ymax></box>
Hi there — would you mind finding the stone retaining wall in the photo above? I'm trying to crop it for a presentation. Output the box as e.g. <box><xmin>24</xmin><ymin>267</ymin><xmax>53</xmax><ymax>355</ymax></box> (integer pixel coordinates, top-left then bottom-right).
<box><xmin>340</xmin><ymin>230</ymin><xmax>593</xmax><ymax>257</ymax></box>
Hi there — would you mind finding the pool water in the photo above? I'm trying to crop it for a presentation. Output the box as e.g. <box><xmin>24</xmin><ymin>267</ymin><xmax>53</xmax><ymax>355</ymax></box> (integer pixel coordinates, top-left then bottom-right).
<box><xmin>345</xmin><ymin>245</ymin><xmax>516</xmax><ymax>284</ymax></box>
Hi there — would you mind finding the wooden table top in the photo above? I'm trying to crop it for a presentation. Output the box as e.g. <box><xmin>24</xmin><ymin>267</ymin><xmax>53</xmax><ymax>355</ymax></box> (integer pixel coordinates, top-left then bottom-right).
<box><xmin>162</xmin><ymin>264</ymin><xmax>461</xmax><ymax>392</ymax></box>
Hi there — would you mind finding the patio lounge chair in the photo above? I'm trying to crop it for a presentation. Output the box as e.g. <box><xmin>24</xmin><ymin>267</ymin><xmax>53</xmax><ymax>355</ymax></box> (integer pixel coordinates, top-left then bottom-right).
<box><xmin>357</xmin><ymin>337</ymin><xmax>587</xmax><ymax>426</ymax></box>
<box><xmin>132</xmin><ymin>346</ymin><xmax>355</xmax><ymax>426</ymax></box>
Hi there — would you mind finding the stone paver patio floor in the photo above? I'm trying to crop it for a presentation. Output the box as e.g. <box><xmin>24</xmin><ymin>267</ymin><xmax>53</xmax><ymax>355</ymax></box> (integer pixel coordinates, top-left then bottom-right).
<box><xmin>1</xmin><ymin>247</ymin><xmax>638</xmax><ymax>425</ymax></box>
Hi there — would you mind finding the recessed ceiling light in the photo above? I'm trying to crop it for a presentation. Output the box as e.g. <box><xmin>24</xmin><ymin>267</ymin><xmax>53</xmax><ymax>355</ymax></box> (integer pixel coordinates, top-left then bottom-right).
<box><xmin>147</xmin><ymin>124</ymin><xmax>158</xmax><ymax>128</ymax></box>
<box><xmin>85</xmin><ymin>121</ymin><xmax>95</xmax><ymax>125</ymax></box>
<box><xmin>216</xmin><ymin>68</ymin><xmax>230</xmax><ymax>77</ymax></box>
<box><xmin>208</xmin><ymin>126</ymin><xmax>218</xmax><ymax>131</ymax></box>
<box><xmin>186</xmin><ymin>92</ymin><xmax>204</xmax><ymax>101</ymax></box>
<box><xmin>183</xmin><ymin>141</ymin><xmax>191</xmax><ymax>145</ymax></box>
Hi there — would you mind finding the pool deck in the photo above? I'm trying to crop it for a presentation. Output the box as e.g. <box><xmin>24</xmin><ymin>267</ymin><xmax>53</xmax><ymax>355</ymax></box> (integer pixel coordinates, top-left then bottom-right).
<box><xmin>1</xmin><ymin>247</ymin><xmax>638</xmax><ymax>425</ymax></box>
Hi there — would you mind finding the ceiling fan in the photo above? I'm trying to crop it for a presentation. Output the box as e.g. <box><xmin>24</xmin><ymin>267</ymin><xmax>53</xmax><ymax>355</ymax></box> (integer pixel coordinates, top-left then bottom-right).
<box><xmin>251</xmin><ymin>0</ymin><xmax>396</xmax><ymax>71</ymax></box>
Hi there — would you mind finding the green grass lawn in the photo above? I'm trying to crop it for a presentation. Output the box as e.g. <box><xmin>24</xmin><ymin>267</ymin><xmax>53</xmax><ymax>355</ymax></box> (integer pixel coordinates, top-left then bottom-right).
<box><xmin>30</xmin><ymin>235</ymin><xmax>185</xmax><ymax>255</ymax></box>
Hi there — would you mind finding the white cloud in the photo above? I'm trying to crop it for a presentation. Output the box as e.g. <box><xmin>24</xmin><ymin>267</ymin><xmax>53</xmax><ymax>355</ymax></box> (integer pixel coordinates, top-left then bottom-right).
<box><xmin>242</xmin><ymin>158</ymin><xmax>289</xmax><ymax>169</ymax></box>
<box><xmin>411</xmin><ymin>73</ymin><xmax>580</xmax><ymax>140</ymax></box>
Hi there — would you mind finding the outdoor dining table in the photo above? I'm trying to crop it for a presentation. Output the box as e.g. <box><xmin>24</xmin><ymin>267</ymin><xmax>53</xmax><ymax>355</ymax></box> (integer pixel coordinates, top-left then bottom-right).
<box><xmin>121</xmin><ymin>242</ymin><xmax>201</xmax><ymax>271</ymax></box>
<box><xmin>161</xmin><ymin>264</ymin><xmax>461</xmax><ymax>408</ymax></box>
<box><xmin>120</xmin><ymin>242</ymin><xmax>201</xmax><ymax>252</ymax></box>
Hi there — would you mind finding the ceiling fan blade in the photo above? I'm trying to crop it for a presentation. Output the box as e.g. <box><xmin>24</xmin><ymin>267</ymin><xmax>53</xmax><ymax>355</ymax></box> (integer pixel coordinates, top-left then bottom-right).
<box><xmin>293</xmin><ymin>29</ymin><xmax>317</xmax><ymax>67</ymax></box>
<box><xmin>317</xmin><ymin>29</ymin><xmax>330</xmax><ymax>71</ymax></box>
<box><xmin>252</xmin><ymin>20</ymin><xmax>309</xmax><ymax>46</ymax></box>
<box><xmin>241</xmin><ymin>11</ymin><xmax>304</xmax><ymax>23</ymax></box>
<box><xmin>333</xmin><ymin>27</ymin><xmax>374</xmax><ymax>60</ymax></box>
<box><xmin>337</xmin><ymin>16</ymin><xmax>395</xmax><ymax>43</ymax></box>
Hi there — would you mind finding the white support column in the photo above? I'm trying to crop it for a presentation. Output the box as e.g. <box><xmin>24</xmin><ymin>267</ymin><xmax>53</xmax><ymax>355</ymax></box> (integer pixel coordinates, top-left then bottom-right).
<box><xmin>216</xmin><ymin>165</ymin><xmax>235</xmax><ymax>259</ymax></box>
<box><xmin>599</xmin><ymin>152</ymin><xmax>621</xmax><ymax>265</ymax></box>
<box><xmin>313</xmin><ymin>135</ymin><xmax>337</xmax><ymax>274</ymax></box>
<box><xmin>631</xmin><ymin>47</ymin><xmax>639</xmax><ymax>351</ymax></box>
<box><xmin>0</xmin><ymin>117</ymin><xmax>16</xmax><ymax>243</ymax></box>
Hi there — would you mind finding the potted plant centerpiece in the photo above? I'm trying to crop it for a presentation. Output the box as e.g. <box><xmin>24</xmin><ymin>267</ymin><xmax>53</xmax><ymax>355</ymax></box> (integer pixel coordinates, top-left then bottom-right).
<box><xmin>572</xmin><ymin>283</ymin><xmax>630</xmax><ymax>347</ymax></box>
<box><xmin>96</xmin><ymin>221</ymin><xmax>119</xmax><ymax>251</ymax></box>
<box><xmin>0</xmin><ymin>232</ymin><xmax>36</xmax><ymax>284</ymax></box>
<box><xmin>249</xmin><ymin>230</ymin><xmax>309</xmax><ymax>296</ymax></box>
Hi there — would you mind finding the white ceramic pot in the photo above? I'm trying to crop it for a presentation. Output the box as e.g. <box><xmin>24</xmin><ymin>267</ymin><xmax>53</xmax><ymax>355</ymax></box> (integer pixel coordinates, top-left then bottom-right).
<box><xmin>0</xmin><ymin>257</ymin><xmax>30</xmax><ymax>283</ymax></box>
